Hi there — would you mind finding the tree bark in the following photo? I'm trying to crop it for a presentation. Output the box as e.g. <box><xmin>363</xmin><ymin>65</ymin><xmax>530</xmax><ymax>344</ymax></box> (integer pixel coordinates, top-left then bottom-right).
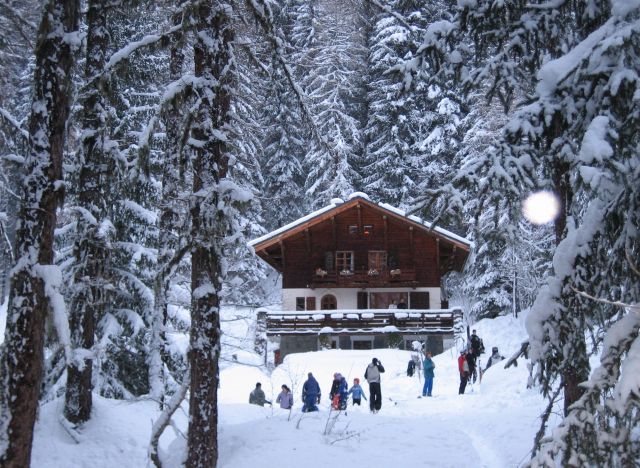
<box><xmin>0</xmin><ymin>0</ymin><xmax>80</xmax><ymax>465</ymax></box>
<box><xmin>186</xmin><ymin>3</ymin><xmax>233</xmax><ymax>467</ymax></box>
<box><xmin>64</xmin><ymin>0</ymin><xmax>111</xmax><ymax>426</ymax></box>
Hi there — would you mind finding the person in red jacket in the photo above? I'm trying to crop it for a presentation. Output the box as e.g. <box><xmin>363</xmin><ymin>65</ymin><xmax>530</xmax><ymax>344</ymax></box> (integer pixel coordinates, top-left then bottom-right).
<box><xmin>458</xmin><ymin>351</ymin><xmax>470</xmax><ymax>394</ymax></box>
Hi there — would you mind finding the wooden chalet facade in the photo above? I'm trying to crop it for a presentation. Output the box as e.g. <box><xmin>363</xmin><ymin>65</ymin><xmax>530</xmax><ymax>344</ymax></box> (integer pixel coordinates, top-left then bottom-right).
<box><xmin>250</xmin><ymin>193</ymin><xmax>471</xmax><ymax>362</ymax></box>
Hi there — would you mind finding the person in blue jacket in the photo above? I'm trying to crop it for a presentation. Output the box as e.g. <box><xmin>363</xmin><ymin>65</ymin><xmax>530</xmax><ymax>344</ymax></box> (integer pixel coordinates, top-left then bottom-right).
<box><xmin>338</xmin><ymin>375</ymin><xmax>349</xmax><ymax>410</ymax></box>
<box><xmin>348</xmin><ymin>378</ymin><xmax>367</xmax><ymax>406</ymax></box>
<box><xmin>422</xmin><ymin>352</ymin><xmax>435</xmax><ymax>397</ymax></box>
<box><xmin>302</xmin><ymin>372</ymin><xmax>321</xmax><ymax>412</ymax></box>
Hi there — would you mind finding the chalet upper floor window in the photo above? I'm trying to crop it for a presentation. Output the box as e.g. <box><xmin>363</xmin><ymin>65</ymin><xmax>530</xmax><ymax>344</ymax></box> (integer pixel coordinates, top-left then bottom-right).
<box><xmin>336</xmin><ymin>251</ymin><xmax>354</xmax><ymax>272</ymax></box>
<box><xmin>347</xmin><ymin>224</ymin><xmax>374</xmax><ymax>237</ymax></box>
<box><xmin>368</xmin><ymin>251</ymin><xmax>387</xmax><ymax>271</ymax></box>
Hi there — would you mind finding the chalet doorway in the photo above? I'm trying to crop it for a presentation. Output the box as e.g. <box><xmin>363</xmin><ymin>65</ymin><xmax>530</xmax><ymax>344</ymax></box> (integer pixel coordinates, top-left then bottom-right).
<box><xmin>321</xmin><ymin>294</ymin><xmax>337</xmax><ymax>310</ymax></box>
<box><xmin>352</xmin><ymin>339</ymin><xmax>373</xmax><ymax>350</ymax></box>
<box><xmin>369</xmin><ymin>292</ymin><xmax>409</xmax><ymax>309</ymax></box>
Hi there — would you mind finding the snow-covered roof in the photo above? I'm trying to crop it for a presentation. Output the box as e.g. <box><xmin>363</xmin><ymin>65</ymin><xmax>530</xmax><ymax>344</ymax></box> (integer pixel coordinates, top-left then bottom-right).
<box><xmin>249</xmin><ymin>192</ymin><xmax>471</xmax><ymax>248</ymax></box>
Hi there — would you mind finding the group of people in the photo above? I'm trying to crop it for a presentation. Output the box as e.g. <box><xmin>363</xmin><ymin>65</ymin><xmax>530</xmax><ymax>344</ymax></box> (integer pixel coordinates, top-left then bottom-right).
<box><xmin>301</xmin><ymin>357</ymin><xmax>386</xmax><ymax>413</ymax></box>
<box><xmin>457</xmin><ymin>329</ymin><xmax>504</xmax><ymax>394</ymax></box>
<box><xmin>249</xmin><ymin>357</ymin><xmax>387</xmax><ymax>414</ymax></box>
<box><xmin>250</xmin><ymin>331</ymin><xmax>505</xmax><ymax>410</ymax></box>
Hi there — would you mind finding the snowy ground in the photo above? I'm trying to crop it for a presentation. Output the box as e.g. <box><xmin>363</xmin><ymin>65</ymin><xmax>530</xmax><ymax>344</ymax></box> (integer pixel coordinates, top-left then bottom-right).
<box><xmin>0</xmin><ymin>299</ymin><xmax>552</xmax><ymax>467</ymax></box>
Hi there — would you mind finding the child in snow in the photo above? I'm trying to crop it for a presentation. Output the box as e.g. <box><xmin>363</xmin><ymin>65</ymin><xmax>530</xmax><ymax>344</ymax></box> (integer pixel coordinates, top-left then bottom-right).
<box><xmin>276</xmin><ymin>384</ymin><xmax>293</xmax><ymax>409</ymax></box>
<box><xmin>329</xmin><ymin>373</ymin><xmax>342</xmax><ymax>409</ymax></box>
<box><xmin>348</xmin><ymin>378</ymin><xmax>367</xmax><ymax>406</ymax></box>
<box><xmin>338</xmin><ymin>375</ymin><xmax>349</xmax><ymax>410</ymax></box>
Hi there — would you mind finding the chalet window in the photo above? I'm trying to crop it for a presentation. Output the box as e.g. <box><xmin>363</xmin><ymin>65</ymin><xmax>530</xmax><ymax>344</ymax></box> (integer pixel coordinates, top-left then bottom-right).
<box><xmin>410</xmin><ymin>291</ymin><xmax>430</xmax><ymax>309</ymax></box>
<box><xmin>363</xmin><ymin>225</ymin><xmax>373</xmax><ymax>236</ymax></box>
<box><xmin>324</xmin><ymin>251</ymin><xmax>334</xmax><ymax>271</ymax></box>
<box><xmin>306</xmin><ymin>297</ymin><xmax>316</xmax><ymax>311</ymax></box>
<box><xmin>368</xmin><ymin>251</ymin><xmax>387</xmax><ymax>271</ymax></box>
<box><xmin>388</xmin><ymin>250</ymin><xmax>399</xmax><ymax>269</ymax></box>
<box><xmin>336</xmin><ymin>251</ymin><xmax>354</xmax><ymax>272</ymax></box>
<box><xmin>357</xmin><ymin>291</ymin><xmax>368</xmax><ymax>309</ymax></box>
<box><xmin>321</xmin><ymin>294</ymin><xmax>337</xmax><ymax>310</ymax></box>
<box><xmin>348</xmin><ymin>225</ymin><xmax>358</xmax><ymax>236</ymax></box>
<box><xmin>296</xmin><ymin>297</ymin><xmax>305</xmax><ymax>311</ymax></box>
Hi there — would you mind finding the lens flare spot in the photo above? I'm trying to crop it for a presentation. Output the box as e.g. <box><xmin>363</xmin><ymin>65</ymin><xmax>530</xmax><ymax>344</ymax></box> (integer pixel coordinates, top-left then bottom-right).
<box><xmin>522</xmin><ymin>191</ymin><xmax>560</xmax><ymax>225</ymax></box>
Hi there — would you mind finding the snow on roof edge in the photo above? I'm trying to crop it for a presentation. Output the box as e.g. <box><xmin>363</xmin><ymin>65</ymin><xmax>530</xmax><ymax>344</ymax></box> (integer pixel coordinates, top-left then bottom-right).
<box><xmin>249</xmin><ymin>193</ymin><xmax>472</xmax><ymax>248</ymax></box>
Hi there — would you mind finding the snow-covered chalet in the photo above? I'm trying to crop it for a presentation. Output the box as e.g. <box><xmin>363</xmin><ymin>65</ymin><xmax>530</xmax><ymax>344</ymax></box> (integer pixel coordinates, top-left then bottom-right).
<box><xmin>250</xmin><ymin>193</ymin><xmax>471</xmax><ymax>363</ymax></box>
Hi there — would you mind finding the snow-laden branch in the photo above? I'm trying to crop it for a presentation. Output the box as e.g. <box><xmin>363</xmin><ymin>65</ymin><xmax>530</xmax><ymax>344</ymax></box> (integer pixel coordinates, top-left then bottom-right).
<box><xmin>367</xmin><ymin>0</ymin><xmax>417</xmax><ymax>32</ymax></box>
<box><xmin>105</xmin><ymin>23</ymin><xmax>184</xmax><ymax>72</ymax></box>
<box><xmin>0</xmin><ymin>107</ymin><xmax>29</xmax><ymax>141</ymax></box>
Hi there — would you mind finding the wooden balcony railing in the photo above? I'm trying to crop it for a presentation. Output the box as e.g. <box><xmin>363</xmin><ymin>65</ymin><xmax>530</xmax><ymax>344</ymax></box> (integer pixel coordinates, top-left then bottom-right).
<box><xmin>311</xmin><ymin>268</ymin><xmax>416</xmax><ymax>287</ymax></box>
<box><xmin>264</xmin><ymin>308</ymin><xmax>462</xmax><ymax>335</ymax></box>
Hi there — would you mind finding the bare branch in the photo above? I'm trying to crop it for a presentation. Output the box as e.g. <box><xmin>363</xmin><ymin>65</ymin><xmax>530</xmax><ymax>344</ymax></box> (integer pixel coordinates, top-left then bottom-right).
<box><xmin>149</xmin><ymin>373</ymin><xmax>190</xmax><ymax>468</ymax></box>
<box><xmin>570</xmin><ymin>286</ymin><xmax>639</xmax><ymax>312</ymax></box>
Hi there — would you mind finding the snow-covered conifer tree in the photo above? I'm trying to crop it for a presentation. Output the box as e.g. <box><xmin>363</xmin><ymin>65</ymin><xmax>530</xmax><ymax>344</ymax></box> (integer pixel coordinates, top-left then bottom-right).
<box><xmin>0</xmin><ymin>0</ymin><xmax>80</xmax><ymax>465</ymax></box>
<box><xmin>301</xmin><ymin>0</ymin><xmax>360</xmax><ymax>208</ymax></box>
<box><xmin>64</xmin><ymin>0</ymin><xmax>114</xmax><ymax>426</ymax></box>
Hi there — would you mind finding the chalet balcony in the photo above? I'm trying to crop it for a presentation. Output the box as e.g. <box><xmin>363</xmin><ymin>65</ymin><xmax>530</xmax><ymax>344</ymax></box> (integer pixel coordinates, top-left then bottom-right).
<box><xmin>310</xmin><ymin>268</ymin><xmax>417</xmax><ymax>288</ymax></box>
<box><xmin>263</xmin><ymin>308</ymin><xmax>462</xmax><ymax>336</ymax></box>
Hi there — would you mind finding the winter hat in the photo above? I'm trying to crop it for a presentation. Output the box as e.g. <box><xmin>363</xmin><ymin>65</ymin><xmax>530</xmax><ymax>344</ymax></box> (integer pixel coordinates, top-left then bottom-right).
<box><xmin>256</xmin><ymin>382</ymin><xmax>262</xmax><ymax>387</ymax></box>
<box><xmin>492</xmin><ymin>347</ymin><xmax>498</xmax><ymax>353</ymax></box>
<box><xmin>372</xmin><ymin>358</ymin><xmax>378</xmax><ymax>364</ymax></box>
<box><xmin>333</xmin><ymin>372</ymin><xmax>339</xmax><ymax>379</ymax></box>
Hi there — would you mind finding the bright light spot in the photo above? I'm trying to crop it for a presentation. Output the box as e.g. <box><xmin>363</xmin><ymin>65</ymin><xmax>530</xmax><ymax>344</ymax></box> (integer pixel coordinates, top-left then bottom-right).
<box><xmin>522</xmin><ymin>191</ymin><xmax>560</xmax><ymax>225</ymax></box>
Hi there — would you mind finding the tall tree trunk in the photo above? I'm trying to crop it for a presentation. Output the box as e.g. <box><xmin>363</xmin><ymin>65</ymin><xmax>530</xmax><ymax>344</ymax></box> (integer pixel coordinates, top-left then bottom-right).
<box><xmin>64</xmin><ymin>0</ymin><xmax>111</xmax><ymax>426</ymax></box>
<box><xmin>149</xmin><ymin>4</ymin><xmax>186</xmax><ymax>407</ymax></box>
<box><xmin>549</xmin><ymin>111</ymin><xmax>588</xmax><ymax>416</ymax></box>
<box><xmin>0</xmin><ymin>0</ymin><xmax>80</xmax><ymax>465</ymax></box>
<box><xmin>186</xmin><ymin>3</ymin><xmax>233</xmax><ymax>467</ymax></box>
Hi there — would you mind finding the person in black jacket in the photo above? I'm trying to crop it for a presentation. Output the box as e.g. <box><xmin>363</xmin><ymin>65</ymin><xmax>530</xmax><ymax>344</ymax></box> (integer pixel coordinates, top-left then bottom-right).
<box><xmin>364</xmin><ymin>358</ymin><xmax>385</xmax><ymax>413</ymax></box>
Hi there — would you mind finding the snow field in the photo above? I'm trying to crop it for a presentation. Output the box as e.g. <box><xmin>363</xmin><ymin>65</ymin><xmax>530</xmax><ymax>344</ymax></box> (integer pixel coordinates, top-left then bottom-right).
<box><xmin>27</xmin><ymin>310</ymin><xmax>549</xmax><ymax>467</ymax></box>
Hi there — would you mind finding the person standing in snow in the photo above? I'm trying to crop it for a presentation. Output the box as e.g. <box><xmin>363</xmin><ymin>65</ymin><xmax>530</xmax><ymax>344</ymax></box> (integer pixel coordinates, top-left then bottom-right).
<box><xmin>484</xmin><ymin>347</ymin><xmax>505</xmax><ymax>371</ymax></box>
<box><xmin>348</xmin><ymin>378</ymin><xmax>367</xmax><ymax>406</ymax></box>
<box><xmin>249</xmin><ymin>382</ymin><xmax>272</xmax><ymax>406</ymax></box>
<box><xmin>302</xmin><ymin>372</ymin><xmax>321</xmax><ymax>412</ymax></box>
<box><xmin>338</xmin><ymin>375</ymin><xmax>349</xmax><ymax>410</ymax></box>
<box><xmin>458</xmin><ymin>351</ymin><xmax>470</xmax><ymax>395</ymax></box>
<box><xmin>329</xmin><ymin>372</ymin><xmax>342</xmax><ymax>409</ymax></box>
<box><xmin>276</xmin><ymin>384</ymin><xmax>293</xmax><ymax>409</ymax></box>
<box><xmin>365</xmin><ymin>357</ymin><xmax>385</xmax><ymax>413</ymax></box>
<box><xmin>422</xmin><ymin>352</ymin><xmax>435</xmax><ymax>397</ymax></box>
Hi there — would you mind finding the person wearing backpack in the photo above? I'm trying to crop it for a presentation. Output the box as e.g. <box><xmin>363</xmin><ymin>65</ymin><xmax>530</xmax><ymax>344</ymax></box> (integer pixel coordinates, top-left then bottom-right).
<box><xmin>365</xmin><ymin>357</ymin><xmax>385</xmax><ymax>413</ymax></box>
<box><xmin>348</xmin><ymin>378</ymin><xmax>367</xmax><ymax>406</ymax></box>
<box><xmin>338</xmin><ymin>375</ymin><xmax>349</xmax><ymax>410</ymax></box>
<box><xmin>422</xmin><ymin>352</ymin><xmax>435</xmax><ymax>397</ymax></box>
